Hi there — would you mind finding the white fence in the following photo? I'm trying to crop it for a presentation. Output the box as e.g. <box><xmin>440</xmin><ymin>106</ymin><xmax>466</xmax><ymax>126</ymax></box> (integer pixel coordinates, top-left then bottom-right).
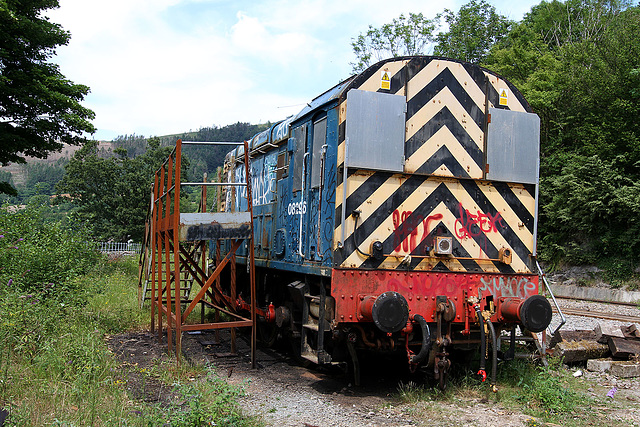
<box><xmin>97</xmin><ymin>242</ymin><xmax>142</xmax><ymax>254</ymax></box>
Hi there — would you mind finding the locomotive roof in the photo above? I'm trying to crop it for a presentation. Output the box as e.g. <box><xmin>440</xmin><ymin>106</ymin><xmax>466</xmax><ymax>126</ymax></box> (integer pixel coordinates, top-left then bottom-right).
<box><xmin>236</xmin><ymin>55</ymin><xmax>530</xmax><ymax>157</ymax></box>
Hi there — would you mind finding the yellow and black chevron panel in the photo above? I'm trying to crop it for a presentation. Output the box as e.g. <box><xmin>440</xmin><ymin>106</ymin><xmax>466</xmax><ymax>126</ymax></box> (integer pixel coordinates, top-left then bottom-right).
<box><xmin>334</xmin><ymin>171</ymin><xmax>535</xmax><ymax>274</ymax></box>
<box><xmin>334</xmin><ymin>57</ymin><xmax>536</xmax><ymax>274</ymax></box>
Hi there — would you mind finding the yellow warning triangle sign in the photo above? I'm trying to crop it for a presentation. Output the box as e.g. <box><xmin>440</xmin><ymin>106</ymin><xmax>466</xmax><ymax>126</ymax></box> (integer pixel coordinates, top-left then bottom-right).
<box><xmin>499</xmin><ymin>88</ymin><xmax>508</xmax><ymax>105</ymax></box>
<box><xmin>380</xmin><ymin>70</ymin><xmax>391</xmax><ymax>90</ymax></box>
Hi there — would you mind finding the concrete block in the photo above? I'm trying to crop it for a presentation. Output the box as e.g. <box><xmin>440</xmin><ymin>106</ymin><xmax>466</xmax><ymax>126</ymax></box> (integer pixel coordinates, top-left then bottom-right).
<box><xmin>549</xmin><ymin>283</ymin><xmax>640</xmax><ymax>305</ymax></box>
<box><xmin>586</xmin><ymin>358</ymin><xmax>640</xmax><ymax>376</ymax></box>
<box><xmin>610</xmin><ymin>363</ymin><xmax>640</xmax><ymax>378</ymax></box>
<box><xmin>587</xmin><ymin>358</ymin><xmax>614</xmax><ymax>373</ymax></box>
<box><xmin>595</xmin><ymin>323</ymin><xmax>625</xmax><ymax>344</ymax></box>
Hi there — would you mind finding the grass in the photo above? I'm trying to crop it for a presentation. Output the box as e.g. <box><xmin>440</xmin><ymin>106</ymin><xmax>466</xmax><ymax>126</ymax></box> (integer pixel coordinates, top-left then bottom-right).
<box><xmin>0</xmin><ymin>255</ymin><xmax>260</xmax><ymax>426</ymax></box>
<box><xmin>395</xmin><ymin>354</ymin><xmax>626</xmax><ymax>427</ymax></box>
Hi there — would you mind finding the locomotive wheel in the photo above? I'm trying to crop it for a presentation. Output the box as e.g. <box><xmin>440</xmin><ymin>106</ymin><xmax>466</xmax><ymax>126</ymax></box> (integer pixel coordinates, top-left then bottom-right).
<box><xmin>257</xmin><ymin>321</ymin><xmax>278</xmax><ymax>347</ymax></box>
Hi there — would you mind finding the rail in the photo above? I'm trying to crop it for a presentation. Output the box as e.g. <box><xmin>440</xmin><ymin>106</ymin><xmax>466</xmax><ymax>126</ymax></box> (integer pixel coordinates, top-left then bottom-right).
<box><xmin>552</xmin><ymin>306</ymin><xmax>640</xmax><ymax>324</ymax></box>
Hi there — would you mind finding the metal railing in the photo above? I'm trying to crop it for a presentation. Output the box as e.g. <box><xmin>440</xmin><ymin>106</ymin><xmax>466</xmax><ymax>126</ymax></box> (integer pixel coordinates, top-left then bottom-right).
<box><xmin>97</xmin><ymin>242</ymin><xmax>142</xmax><ymax>253</ymax></box>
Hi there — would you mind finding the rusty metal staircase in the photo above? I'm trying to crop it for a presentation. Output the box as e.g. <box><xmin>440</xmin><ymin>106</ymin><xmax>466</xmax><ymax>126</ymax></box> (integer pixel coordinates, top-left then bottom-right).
<box><xmin>140</xmin><ymin>212</ymin><xmax>202</xmax><ymax>308</ymax></box>
<box><xmin>144</xmin><ymin>139</ymin><xmax>257</xmax><ymax>365</ymax></box>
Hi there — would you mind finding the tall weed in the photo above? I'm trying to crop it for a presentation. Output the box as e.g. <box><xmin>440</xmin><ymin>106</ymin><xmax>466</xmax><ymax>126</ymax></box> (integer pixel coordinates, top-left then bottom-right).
<box><xmin>0</xmin><ymin>206</ymin><xmax>256</xmax><ymax>426</ymax></box>
<box><xmin>0</xmin><ymin>205</ymin><xmax>99</xmax><ymax>300</ymax></box>
<box><xmin>499</xmin><ymin>358</ymin><xmax>583</xmax><ymax>416</ymax></box>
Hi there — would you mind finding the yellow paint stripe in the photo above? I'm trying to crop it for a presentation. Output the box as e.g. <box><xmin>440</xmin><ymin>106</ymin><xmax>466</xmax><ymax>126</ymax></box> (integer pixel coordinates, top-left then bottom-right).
<box><xmin>376</xmin><ymin>205</ymin><xmax>497</xmax><ymax>272</ymax></box>
<box><xmin>406</xmin><ymin>60</ymin><xmax>486</xmax><ymax>112</ymax></box>
<box><xmin>511</xmin><ymin>184</ymin><xmax>538</xmax><ymax>213</ymax></box>
<box><xmin>406</xmin><ymin>86</ymin><xmax>484</xmax><ymax>148</ymax></box>
<box><xmin>340</xmin><ymin>176</ymin><xmax>439</xmax><ymax>267</ymax></box>
<box><xmin>480</xmin><ymin>183</ymin><xmax>534</xmax><ymax>253</ymax></box>
<box><xmin>356</xmin><ymin>60</ymin><xmax>408</xmax><ymax>93</ymax></box>
<box><xmin>404</xmin><ymin>126</ymin><xmax>483</xmax><ymax>178</ymax></box>
<box><xmin>334</xmin><ymin>169</ymin><xmax>372</xmax><ymax>245</ymax></box>
<box><xmin>485</xmin><ymin>72</ymin><xmax>526</xmax><ymax>112</ymax></box>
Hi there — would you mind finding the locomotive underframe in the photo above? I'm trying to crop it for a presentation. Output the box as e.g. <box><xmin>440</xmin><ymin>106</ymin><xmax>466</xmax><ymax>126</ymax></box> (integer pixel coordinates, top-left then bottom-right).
<box><xmin>230</xmin><ymin>259</ymin><xmax>544</xmax><ymax>387</ymax></box>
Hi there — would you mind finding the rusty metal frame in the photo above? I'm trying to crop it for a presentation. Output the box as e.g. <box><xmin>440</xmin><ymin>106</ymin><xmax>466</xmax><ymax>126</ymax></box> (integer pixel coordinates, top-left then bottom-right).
<box><xmin>148</xmin><ymin>139</ymin><xmax>257</xmax><ymax>367</ymax></box>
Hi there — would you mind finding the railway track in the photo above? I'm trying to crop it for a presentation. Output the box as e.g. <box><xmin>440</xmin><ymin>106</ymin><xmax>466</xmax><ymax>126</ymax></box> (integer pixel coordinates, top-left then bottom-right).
<box><xmin>553</xmin><ymin>306</ymin><xmax>640</xmax><ymax>324</ymax></box>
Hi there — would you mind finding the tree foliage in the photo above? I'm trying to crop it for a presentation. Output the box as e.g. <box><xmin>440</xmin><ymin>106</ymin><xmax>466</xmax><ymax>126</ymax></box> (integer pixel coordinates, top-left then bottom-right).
<box><xmin>56</xmin><ymin>138</ymin><xmax>175</xmax><ymax>242</ymax></box>
<box><xmin>0</xmin><ymin>204</ymin><xmax>99</xmax><ymax>296</ymax></box>
<box><xmin>0</xmin><ymin>0</ymin><xmax>95</xmax><ymax>195</ymax></box>
<box><xmin>350</xmin><ymin>1</ymin><xmax>512</xmax><ymax>72</ymax></box>
<box><xmin>351</xmin><ymin>13</ymin><xmax>437</xmax><ymax>72</ymax></box>
<box><xmin>434</xmin><ymin>0</ymin><xmax>513</xmax><ymax>63</ymax></box>
<box><xmin>484</xmin><ymin>1</ymin><xmax>640</xmax><ymax>271</ymax></box>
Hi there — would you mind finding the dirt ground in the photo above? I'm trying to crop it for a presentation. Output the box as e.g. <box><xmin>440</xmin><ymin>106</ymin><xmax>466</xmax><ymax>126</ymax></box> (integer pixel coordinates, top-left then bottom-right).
<box><xmin>107</xmin><ymin>329</ymin><xmax>640</xmax><ymax>427</ymax></box>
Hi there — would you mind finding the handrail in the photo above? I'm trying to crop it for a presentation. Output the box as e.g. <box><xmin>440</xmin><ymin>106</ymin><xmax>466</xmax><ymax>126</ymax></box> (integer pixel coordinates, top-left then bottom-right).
<box><xmin>181</xmin><ymin>141</ymin><xmax>244</xmax><ymax>145</ymax></box>
<box><xmin>180</xmin><ymin>182</ymin><xmax>247</xmax><ymax>187</ymax></box>
<box><xmin>339</xmin><ymin>137</ymin><xmax>349</xmax><ymax>248</ymax></box>
<box><xmin>536</xmin><ymin>259</ymin><xmax>566</xmax><ymax>335</ymax></box>
<box><xmin>298</xmin><ymin>152</ymin><xmax>309</xmax><ymax>258</ymax></box>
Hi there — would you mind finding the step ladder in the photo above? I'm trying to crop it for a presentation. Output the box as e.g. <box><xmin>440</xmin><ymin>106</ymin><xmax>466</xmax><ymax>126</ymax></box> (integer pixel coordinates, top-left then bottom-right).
<box><xmin>140</xmin><ymin>243</ymin><xmax>200</xmax><ymax>308</ymax></box>
<box><xmin>300</xmin><ymin>278</ymin><xmax>335</xmax><ymax>365</ymax></box>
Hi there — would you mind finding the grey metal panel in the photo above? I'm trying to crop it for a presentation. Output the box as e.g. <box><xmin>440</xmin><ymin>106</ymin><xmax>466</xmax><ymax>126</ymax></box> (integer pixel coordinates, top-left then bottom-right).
<box><xmin>179</xmin><ymin>212</ymin><xmax>252</xmax><ymax>241</ymax></box>
<box><xmin>311</xmin><ymin>117</ymin><xmax>327</xmax><ymax>188</ymax></box>
<box><xmin>486</xmin><ymin>108</ymin><xmax>540</xmax><ymax>184</ymax></box>
<box><xmin>345</xmin><ymin>89</ymin><xmax>406</xmax><ymax>172</ymax></box>
<box><xmin>292</xmin><ymin>124</ymin><xmax>306</xmax><ymax>192</ymax></box>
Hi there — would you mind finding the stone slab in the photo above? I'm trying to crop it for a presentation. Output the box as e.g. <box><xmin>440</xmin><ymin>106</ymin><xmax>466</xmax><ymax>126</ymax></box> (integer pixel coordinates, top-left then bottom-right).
<box><xmin>587</xmin><ymin>358</ymin><xmax>640</xmax><ymax>377</ymax></box>
<box><xmin>610</xmin><ymin>363</ymin><xmax>640</xmax><ymax>378</ymax></box>
<box><xmin>587</xmin><ymin>358</ymin><xmax>614</xmax><ymax>373</ymax></box>
<box><xmin>595</xmin><ymin>323</ymin><xmax>625</xmax><ymax>344</ymax></box>
<box><xmin>549</xmin><ymin>283</ymin><xmax>640</xmax><ymax>305</ymax></box>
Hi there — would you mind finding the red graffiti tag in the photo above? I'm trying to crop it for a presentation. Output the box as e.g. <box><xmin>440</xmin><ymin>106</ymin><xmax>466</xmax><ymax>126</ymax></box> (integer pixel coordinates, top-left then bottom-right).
<box><xmin>454</xmin><ymin>203</ymin><xmax>506</xmax><ymax>239</ymax></box>
<box><xmin>393</xmin><ymin>210</ymin><xmax>443</xmax><ymax>253</ymax></box>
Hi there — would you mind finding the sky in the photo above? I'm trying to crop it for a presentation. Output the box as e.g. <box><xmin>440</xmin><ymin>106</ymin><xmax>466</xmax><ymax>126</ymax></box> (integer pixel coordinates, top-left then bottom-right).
<box><xmin>47</xmin><ymin>0</ymin><xmax>542</xmax><ymax>141</ymax></box>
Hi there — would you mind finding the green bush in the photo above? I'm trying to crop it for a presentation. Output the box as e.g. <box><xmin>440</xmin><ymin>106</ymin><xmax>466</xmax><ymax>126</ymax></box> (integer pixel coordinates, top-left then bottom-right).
<box><xmin>0</xmin><ymin>205</ymin><xmax>99</xmax><ymax>301</ymax></box>
<box><xmin>499</xmin><ymin>358</ymin><xmax>582</xmax><ymax>416</ymax></box>
<box><xmin>538</xmin><ymin>154</ymin><xmax>640</xmax><ymax>278</ymax></box>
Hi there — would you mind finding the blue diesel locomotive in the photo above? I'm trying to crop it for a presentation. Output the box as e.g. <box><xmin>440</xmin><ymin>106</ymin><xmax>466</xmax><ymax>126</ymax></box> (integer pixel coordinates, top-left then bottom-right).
<box><xmin>217</xmin><ymin>56</ymin><xmax>553</xmax><ymax>389</ymax></box>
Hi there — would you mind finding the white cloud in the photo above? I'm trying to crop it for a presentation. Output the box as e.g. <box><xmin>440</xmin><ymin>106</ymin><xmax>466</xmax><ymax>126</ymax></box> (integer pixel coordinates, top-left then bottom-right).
<box><xmin>47</xmin><ymin>0</ymin><xmax>541</xmax><ymax>140</ymax></box>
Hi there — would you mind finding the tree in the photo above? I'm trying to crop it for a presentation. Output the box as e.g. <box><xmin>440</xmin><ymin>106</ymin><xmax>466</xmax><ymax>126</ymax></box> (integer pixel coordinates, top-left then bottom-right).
<box><xmin>484</xmin><ymin>2</ymin><xmax>640</xmax><ymax>271</ymax></box>
<box><xmin>434</xmin><ymin>0</ymin><xmax>513</xmax><ymax>64</ymax></box>
<box><xmin>523</xmin><ymin>0</ymin><xmax>630</xmax><ymax>50</ymax></box>
<box><xmin>56</xmin><ymin>138</ymin><xmax>177</xmax><ymax>242</ymax></box>
<box><xmin>351</xmin><ymin>13</ymin><xmax>437</xmax><ymax>73</ymax></box>
<box><xmin>0</xmin><ymin>0</ymin><xmax>95</xmax><ymax>195</ymax></box>
<box><xmin>350</xmin><ymin>2</ymin><xmax>513</xmax><ymax>73</ymax></box>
